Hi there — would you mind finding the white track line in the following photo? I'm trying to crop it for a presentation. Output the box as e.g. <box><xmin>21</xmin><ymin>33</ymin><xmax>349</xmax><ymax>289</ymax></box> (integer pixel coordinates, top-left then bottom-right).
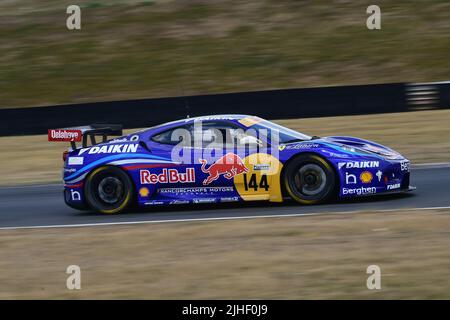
<box><xmin>1</xmin><ymin>206</ymin><xmax>449</xmax><ymax>231</ymax></box>
<box><xmin>0</xmin><ymin>162</ymin><xmax>449</xmax><ymax>230</ymax></box>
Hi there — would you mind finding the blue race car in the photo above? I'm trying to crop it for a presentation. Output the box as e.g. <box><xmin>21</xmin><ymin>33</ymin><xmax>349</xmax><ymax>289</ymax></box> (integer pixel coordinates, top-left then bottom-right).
<box><xmin>49</xmin><ymin>115</ymin><xmax>414</xmax><ymax>214</ymax></box>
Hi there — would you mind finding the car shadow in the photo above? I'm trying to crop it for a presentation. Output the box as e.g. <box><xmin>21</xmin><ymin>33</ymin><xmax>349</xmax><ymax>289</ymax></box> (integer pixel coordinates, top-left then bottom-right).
<box><xmin>76</xmin><ymin>191</ymin><xmax>416</xmax><ymax>217</ymax></box>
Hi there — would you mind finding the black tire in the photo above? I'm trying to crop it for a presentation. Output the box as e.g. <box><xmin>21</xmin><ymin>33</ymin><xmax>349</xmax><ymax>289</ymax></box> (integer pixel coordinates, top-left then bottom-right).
<box><xmin>85</xmin><ymin>166</ymin><xmax>134</xmax><ymax>214</ymax></box>
<box><xmin>283</xmin><ymin>154</ymin><xmax>336</xmax><ymax>204</ymax></box>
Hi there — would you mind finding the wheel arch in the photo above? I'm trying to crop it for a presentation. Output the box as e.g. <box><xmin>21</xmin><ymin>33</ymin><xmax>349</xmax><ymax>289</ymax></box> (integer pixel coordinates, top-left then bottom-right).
<box><xmin>84</xmin><ymin>164</ymin><xmax>137</xmax><ymax>189</ymax></box>
<box><xmin>280</xmin><ymin>151</ymin><xmax>340</xmax><ymax>198</ymax></box>
<box><xmin>84</xmin><ymin>164</ymin><xmax>137</xmax><ymax>214</ymax></box>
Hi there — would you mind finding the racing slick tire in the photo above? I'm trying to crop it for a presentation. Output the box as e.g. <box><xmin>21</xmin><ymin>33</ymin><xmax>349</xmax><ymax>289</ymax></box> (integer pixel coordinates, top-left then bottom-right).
<box><xmin>283</xmin><ymin>154</ymin><xmax>337</xmax><ymax>205</ymax></box>
<box><xmin>85</xmin><ymin>166</ymin><xmax>134</xmax><ymax>214</ymax></box>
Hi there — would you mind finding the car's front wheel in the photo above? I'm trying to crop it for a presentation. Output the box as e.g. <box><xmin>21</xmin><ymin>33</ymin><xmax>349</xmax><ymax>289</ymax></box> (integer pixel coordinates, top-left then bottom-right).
<box><xmin>85</xmin><ymin>166</ymin><xmax>134</xmax><ymax>214</ymax></box>
<box><xmin>283</xmin><ymin>154</ymin><xmax>337</xmax><ymax>204</ymax></box>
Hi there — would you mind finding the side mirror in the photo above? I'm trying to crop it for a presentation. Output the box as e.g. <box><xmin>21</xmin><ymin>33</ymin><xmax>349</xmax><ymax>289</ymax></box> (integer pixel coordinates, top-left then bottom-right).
<box><xmin>139</xmin><ymin>141</ymin><xmax>152</xmax><ymax>152</ymax></box>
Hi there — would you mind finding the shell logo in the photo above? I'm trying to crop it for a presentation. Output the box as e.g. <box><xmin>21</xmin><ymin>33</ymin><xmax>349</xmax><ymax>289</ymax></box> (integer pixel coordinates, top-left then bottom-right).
<box><xmin>360</xmin><ymin>171</ymin><xmax>373</xmax><ymax>184</ymax></box>
<box><xmin>139</xmin><ymin>187</ymin><xmax>150</xmax><ymax>197</ymax></box>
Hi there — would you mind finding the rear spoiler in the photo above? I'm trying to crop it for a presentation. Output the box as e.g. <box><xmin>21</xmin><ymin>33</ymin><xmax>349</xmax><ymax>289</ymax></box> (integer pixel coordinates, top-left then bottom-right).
<box><xmin>48</xmin><ymin>124</ymin><xmax>123</xmax><ymax>150</ymax></box>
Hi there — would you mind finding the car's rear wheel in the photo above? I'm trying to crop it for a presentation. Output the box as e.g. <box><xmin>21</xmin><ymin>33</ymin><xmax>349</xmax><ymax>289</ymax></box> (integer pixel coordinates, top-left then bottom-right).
<box><xmin>85</xmin><ymin>166</ymin><xmax>134</xmax><ymax>214</ymax></box>
<box><xmin>283</xmin><ymin>154</ymin><xmax>336</xmax><ymax>204</ymax></box>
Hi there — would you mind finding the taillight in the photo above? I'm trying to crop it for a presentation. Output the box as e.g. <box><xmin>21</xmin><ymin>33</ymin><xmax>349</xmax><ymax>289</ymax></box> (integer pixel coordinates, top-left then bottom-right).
<box><xmin>63</xmin><ymin>151</ymin><xmax>69</xmax><ymax>162</ymax></box>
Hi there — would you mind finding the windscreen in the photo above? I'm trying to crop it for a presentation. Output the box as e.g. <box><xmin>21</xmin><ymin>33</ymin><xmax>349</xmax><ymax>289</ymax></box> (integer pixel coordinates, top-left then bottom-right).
<box><xmin>244</xmin><ymin>117</ymin><xmax>312</xmax><ymax>144</ymax></box>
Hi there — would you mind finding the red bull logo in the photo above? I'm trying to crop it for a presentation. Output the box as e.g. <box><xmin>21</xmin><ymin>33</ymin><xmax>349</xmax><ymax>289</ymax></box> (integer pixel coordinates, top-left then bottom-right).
<box><xmin>199</xmin><ymin>153</ymin><xmax>248</xmax><ymax>185</ymax></box>
<box><xmin>140</xmin><ymin>168</ymin><xmax>195</xmax><ymax>184</ymax></box>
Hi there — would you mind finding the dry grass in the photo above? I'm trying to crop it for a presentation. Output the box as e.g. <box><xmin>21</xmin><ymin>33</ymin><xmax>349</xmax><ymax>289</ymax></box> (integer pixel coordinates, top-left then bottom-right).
<box><xmin>1</xmin><ymin>0</ymin><xmax>450</xmax><ymax>108</ymax></box>
<box><xmin>0</xmin><ymin>109</ymin><xmax>449</xmax><ymax>186</ymax></box>
<box><xmin>0</xmin><ymin>209</ymin><xmax>449</xmax><ymax>299</ymax></box>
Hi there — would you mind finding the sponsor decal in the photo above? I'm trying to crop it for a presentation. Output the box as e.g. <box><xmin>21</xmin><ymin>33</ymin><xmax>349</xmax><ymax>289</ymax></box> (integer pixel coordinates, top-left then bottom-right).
<box><xmin>110</xmin><ymin>135</ymin><xmax>139</xmax><ymax>143</ymax></box>
<box><xmin>64</xmin><ymin>168</ymin><xmax>77</xmax><ymax>173</ymax></box>
<box><xmin>387</xmin><ymin>183</ymin><xmax>401</xmax><ymax>190</ymax></box>
<box><xmin>145</xmin><ymin>201</ymin><xmax>164</xmax><ymax>205</ymax></box>
<box><xmin>400</xmin><ymin>160</ymin><xmax>410</xmax><ymax>172</ymax></box>
<box><xmin>109</xmin><ymin>138</ymin><xmax>128</xmax><ymax>143</ymax></box>
<box><xmin>360</xmin><ymin>171</ymin><xmax>373</xmax><ymax>184</ymax></box>
<box><xmin>285</xmin><ymin>143</ymin><xmax>319</xmax><ymax>150</ymax></box>
<box><xmin>70</xmin><ymin>189</ymin><xmax>81</xmax><ymax>201</ymax></box>
<box><xmin>342</xmin><ymin>186</ymin><xmax>377</xmax><ymax>196</ymax></box>
<box><xmin>220</xmin><ymin>197</ymin><xmax>240</xmax><ymax>203</ymax></box>
<box><xmin>78</xmin><ymin>144</ymin><xmax>138</xmax><ymax>155</ymax></box>
<box><xmin>338</xmin><ymin>161</ymin><xmax>380</xmax><ymax>169</ymax></box>
<box><xmin>140</xmin><ymin>168</ymin><xmax>195</xmax><ymax>184</ymax></box>
<box><xmin>384</xmin><ymin>172</ymin><xmax>399</xmax><ymax>185</ymax></box>
<box><xmin>169</xmin><ymin>200</ymin><xmax>190</xmax><ymax>205</ymax></box>
<box><xmin>68</xmin><ymin>157</ymin><xmax>84</xmax><ymax>165</ymax></box>
<box><xmin>186</xmin><ymin>116</ymin><xmax>237</xmax><ymax>123</ymax></box>
<box><xmin>139</xmin><ymin>187</ymin><xmax>150</xmax><ymax>197</ymax></box>
<box><xmin>200</xmin><ymin>153</ymin><xmax>248</xmax><ymax>185</ymax></box>
<box><xmin>321</xmin><ymin>150</ymin><xmax>350</xmax><ymax>158</ymax></box>
<box><xmin>193</xmin><ymin>198</ymin><xmax>217</xmax><ymax>204</ymax></box>
<box><xmin>376</xmin><ymin>170</ymin><xmax>383</xmax><ymax>182</ymax></box>
<box><xmin>233</xmin><ymin>153</ymin><xmax>283</xmax><ymax>202</ymax></box>
<box><xmin>278</xmin><ymin>145</ymin><xmax>286</xmax><ymax>151</ymax></box>
<box><xmin>158</xmin><ymin>186</ymin><xmax>234</xmax><ymax>194</ymax></box>
<box><xmin>48</xmin><ymin>129</ymin><xmax>82</xmax><ymax>142</ymax></box>
<box><xmin>345</xmin><ymin>172</ymin><xmax>357</xmax><ymax>185</ymax></box>
<box><xmin>253</xmin><ymin>164</ymin><xmax>270</xmax><ymax>171</ymax></box>
<box><xmin>238</xmin><ymin>117</ymin><xmax>263</xmax><ymax>127</ymax></box>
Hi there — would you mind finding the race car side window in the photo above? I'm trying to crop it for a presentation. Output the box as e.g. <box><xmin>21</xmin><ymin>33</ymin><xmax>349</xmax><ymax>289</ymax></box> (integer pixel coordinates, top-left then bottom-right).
<box><xmin>189</xmin><ymin>122</ymin><xmax>241</xmax><ymax>148</ymax></box>
<box><xmin>151</xmin><ymin>122</ymin><xmax>238</xmax><ymax>148</ymax></box>
<box><xmin>151</xmin><ymin>128</ymin><xmax>184</xmax><ymax>145</ymax></box>
<box><xmin>150</xmin><ymin>121</ymin><xmax>259</xmax><ymax>148</ymax></box>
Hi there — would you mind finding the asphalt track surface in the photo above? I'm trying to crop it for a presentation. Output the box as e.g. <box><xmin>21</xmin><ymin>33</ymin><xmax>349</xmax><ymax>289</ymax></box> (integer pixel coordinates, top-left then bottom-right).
<box><xmin>0</xmin><ymin>165</ymin><xmax>449</xmax><ymax>229</ymax></box>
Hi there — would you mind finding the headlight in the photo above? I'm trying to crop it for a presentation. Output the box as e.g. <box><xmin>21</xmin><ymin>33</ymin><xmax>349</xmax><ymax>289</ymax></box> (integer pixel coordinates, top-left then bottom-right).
<box><xmin>341</xmin><ymin>145</ymin><xmax>374</xmax><ymax>156</ymax></box>
<box><xmin>383</xmin><ymin>153</ymin><xmax>404</xmax><ymax>160</ymax></box>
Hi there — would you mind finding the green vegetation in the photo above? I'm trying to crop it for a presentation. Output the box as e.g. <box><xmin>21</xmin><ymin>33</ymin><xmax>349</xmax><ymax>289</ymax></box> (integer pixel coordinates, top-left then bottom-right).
<box><xmin>1</xmin><ymin>0</ymin><xmax>449</xmax><ymax>107</ymax></box>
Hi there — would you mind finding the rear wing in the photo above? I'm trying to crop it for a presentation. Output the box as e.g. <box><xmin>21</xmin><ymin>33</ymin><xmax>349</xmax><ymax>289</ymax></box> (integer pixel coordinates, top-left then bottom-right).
<box><xmin>48</xmin><ymin>124</ymin><xmax>123</xmax><ymax>150</ymax></box>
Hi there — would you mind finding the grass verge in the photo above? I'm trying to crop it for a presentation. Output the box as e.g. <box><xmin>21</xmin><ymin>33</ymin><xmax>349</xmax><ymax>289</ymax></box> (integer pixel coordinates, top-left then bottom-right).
<box><xmin>0</xmin><ymin>208</ymin><xmax>449</xmax><ymax>299</ymax></box>
<box><xmin>1</xmin><ymin>0</ymin><xmax>450</xmax><ymax>107</ymax></box>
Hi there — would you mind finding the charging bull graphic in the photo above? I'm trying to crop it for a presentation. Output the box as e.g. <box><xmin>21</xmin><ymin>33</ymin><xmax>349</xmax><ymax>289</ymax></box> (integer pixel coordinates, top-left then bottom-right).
<box><xmin>200</xmin><ymin>153</ymin><xmax>249</xmax><ymax>185</ymax></box>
